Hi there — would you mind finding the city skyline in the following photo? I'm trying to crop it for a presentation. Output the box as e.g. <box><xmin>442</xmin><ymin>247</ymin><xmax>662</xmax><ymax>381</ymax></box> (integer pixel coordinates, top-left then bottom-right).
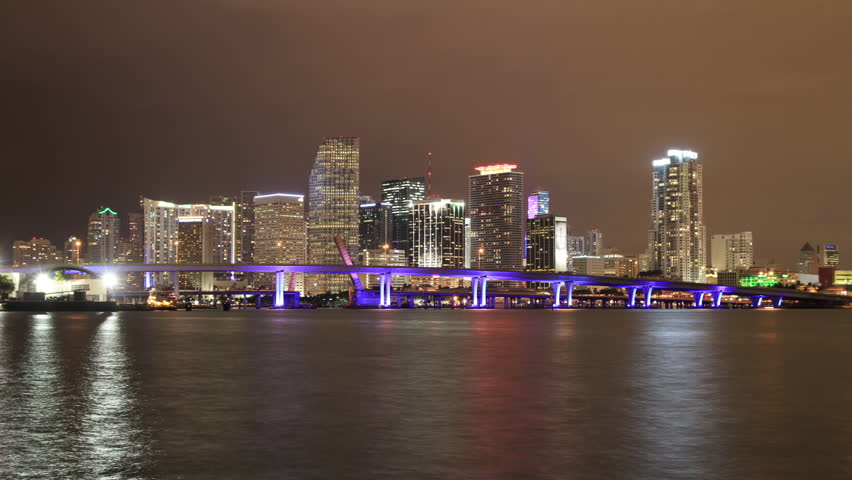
<box><xmin>3</xmin><ymin>3</ymin><xmax>851</xmax><ymax>267</ymax></box>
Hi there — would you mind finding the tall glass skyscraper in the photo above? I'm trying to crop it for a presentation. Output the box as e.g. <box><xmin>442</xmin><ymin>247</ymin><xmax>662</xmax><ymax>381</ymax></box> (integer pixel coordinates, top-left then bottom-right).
<box><xmin>254</xmin><ymin>193</ymin><xmax>307</xmax><ymax>293</ymax></box>
<box><xmin>468</xmin><ymin>164</ymin><xmax>525</xmax><ymax>272</ymax></box>
<box><xmin>646</xmin><ymin>149</ymin><xmax>707</xmax><ymax>283</ymax></box>
<box><xmin>238</xmin><ymin>191</ymin><xmax>258</xmax><ymax>263</ymax></box>
<box><xmin>86</xmin><ymin>206</ymin><xmax>120</xmax><ymax>264</ymax></box>
<box><xmin>307</xmin><ymin>137</ymin><xmax>360</xmax><ymax>294</ymax></box>
<box><xmin>409</xmin><ymin>199</ymin><xmax>466</xmax><ymax>269</ymax></box>
<box><xmin>381</xmin><ymin>177</ymin><xmax>425</xmax><ymax>254</ymax></box>
<box><xmin>527</xmin><ymin>190</ymin><xmax>550</xmax><ymax>219</ymax></box>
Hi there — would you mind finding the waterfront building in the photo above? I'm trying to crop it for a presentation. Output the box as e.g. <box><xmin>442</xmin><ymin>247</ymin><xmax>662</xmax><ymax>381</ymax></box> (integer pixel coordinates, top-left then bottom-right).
<box><xmin>63</xmin><ymin>236</ymin><xmax>83</xmax><ymax>264</ymax></box>
<box><xmin>822</xmin><ymin>244</ymin><xmax>840</xmax><ymax>268</ymax></box>
<box><xmin>409</xmin><ymin>199</ymin><xmax>466</xmax><ymax>269</ymax></box>
<box><xmin>468</xmin><ymin>164</ymin><xmax>525</xmax><ymax>272</ymax></box>
<box><xmin>585</xmin><ymin>229</ymin><xmax>603</xmax><ymax>256</ymax></box>
<box><xmin>602</xmin><ymin>254</ymin><xmax>640</xmax><ymax>278</ymax></box>
<box><xmin>12</xmin><ymin>238</ymin><xmax>60</xmax><ymax>267</ymax></box>
<box><xmin>381</xmin><ymin>176</ymin><xmax>426</xmax><ymax>254</ymax></box>
<box><xmin>526</xmin><ymin>214</ymin><xmax>568</xmax><ymax>273</ymax></box>
<box><xmin>527</xmin><ymin>190</ymin><xmax>550</xmax><ymax>219</ymax></box>
<box><xmin>176</xmin><ymin>217</ymin><xmax>215</xmax><ymax>290</ymax></box>
<box><xmin>646</xmin><ymin>149</ymin><xmax>707</xmax><ymax>283</ymax></box>
<box><xmin>119</xmin><ymin>211</ymin><xmax>145</xmax><ymax>289</ymax></box>
<box><xmin>86</xmin><ymin>207</ymin><xmax>120</xmax><ymax>264</ymax></box>
<box><xmin>464</xmin><ymin>217</ymin><xmax>471</xmax><ymax>268</ymax></box>
<box><xmin>572</xmin><ymin>255</ymin><xmax>605</xmax><ymax>276</ymax></box>
<box><xmin>307</xmin><ymin>136</ymin><xmax>360</xmax><ymax>295</ymax></box>
<box><xmin>361</xmin><ymin>248</ymin><xmax>408</xmax><ymax>289</ymax></box>
<box><xmin>798</xmin><ymin>242</ymin><xmax>820</xmax><ymax>274</ymax></box>
<box><xmin>359</xmin><ymin>199</ymin><xmax>392</xmax><ymax>251</ymax></box>
<box><xmin>237</xmin><ymin>191</ymin><xmax>259</xmax><ymax>263</ymax></box>
<box><xmin>710</xmin><ymin>232</ymin><xmax>754</xmax><ymax>272</ymax></box>
<box><xmin>141</xmin><ymin>198</ymin><xmax>236</xmax><ymax>287</ymax></box>
<box><xmin>254</xmin><ymin>193</ymin><xmax>307</xmax><ymax>292</ymax></box>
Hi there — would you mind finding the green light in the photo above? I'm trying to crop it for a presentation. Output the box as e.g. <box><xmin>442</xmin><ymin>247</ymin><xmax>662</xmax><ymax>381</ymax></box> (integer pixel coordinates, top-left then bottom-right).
<box><xmin>98</xmin><ymin>207</ymin><xmax>118</xmax><ymax>215</ymax></box>
<box><xmin>739</xmin><ymin>272</ymin><xmax>780</xmax><ymax>288</ymax></box>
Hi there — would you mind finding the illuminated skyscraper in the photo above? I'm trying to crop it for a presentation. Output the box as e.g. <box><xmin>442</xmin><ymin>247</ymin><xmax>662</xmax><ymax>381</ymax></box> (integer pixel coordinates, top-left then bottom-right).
<box><xmin>238</xmin><ymin>191</ymin><xmax>258</xmax><ymax>263</ymax></box>
<box><xmin>585</xmin><ymin>229</ymin><xmax>603</xmax><ymax>256</ymax></box>
<box><xmin>359</xmin><ymin>199</ymin><xmax>392</xmax><ymax>251</ymax></box>
<box><xmin>468</xmin><ymin>164</ymin><xmax>525</xmax><ymax>271</ymax></box>
<box><xmin>822</xmin><ymin>244</ymin><xmax>840</xmax><ymax>268</ymax></box>
<box><xmin>254</xmin><ymin>193</ymin><xmax>307</xmax><ymax>292</ymax></box>
<box><xmin>646</xmin><ymin>149</ymin><xmax>707</xmax><ymax>283</ymax></box>
<box><xmin>527</xmin><ymin>190</ymin><xmax>550</xmax><ymax>219</ymax></box>
<box><xmin>307</xmin><ymin>136</ymin><xmax>360</xmax><ymax>294</ymax></box>
<box><xmin>526</xmin><ymin>214</ymin><xmax>568</xmax><ymax>273</ymax></box>
<box><xmin>798</xmin><ymin>242</ymin><xmax>819</xmax><ymax>274</ymax></box>
<box><xmin>710</xmin><ymin>232</ymin><xmax>753</xmax><ymax>272</ymax></box>
<box><xmin>86</xmin><ymin>206</ymin><xmax>120</xmax><ymax>264</ymax></box>
<box><xmin>381</xmin><ymin>177</ymin><xmax>426</xmax><ymax>254</ymax></box>
<box><xmin>176</xmin><ymin>217</ymin><xmax>215</xmax><ymax>290</ymax></box>
<box><xmin>141</xmin><ymin>198</ymin><xmax>236</xmax><ymax>287</ymax></box>
<box><xmin>409</xmin><ymin>199</ymin><xmax>466</xmax><ymax>269</ymax></box>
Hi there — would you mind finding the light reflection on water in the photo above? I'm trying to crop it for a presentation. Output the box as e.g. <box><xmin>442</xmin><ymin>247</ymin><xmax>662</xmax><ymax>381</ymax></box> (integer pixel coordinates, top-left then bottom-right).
<box><xmin>0</xmin><ymin>309</ymin><xmax>849</xmax><ymax>479</ymax></box>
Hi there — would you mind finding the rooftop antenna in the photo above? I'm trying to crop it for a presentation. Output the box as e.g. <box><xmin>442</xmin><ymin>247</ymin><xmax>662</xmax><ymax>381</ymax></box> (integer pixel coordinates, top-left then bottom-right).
<box><xmin>426</xmin><ymin>152</ymin><xmax>433</xmax><ymax>198</ymax></box>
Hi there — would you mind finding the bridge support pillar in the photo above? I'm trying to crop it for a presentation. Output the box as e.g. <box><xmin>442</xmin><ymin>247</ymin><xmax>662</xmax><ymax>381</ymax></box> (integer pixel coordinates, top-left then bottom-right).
<box><xmin>274</xmin><ymin>271</ymin><xmax>285</xmax><ymax>307</ymax></box>
<box><xmin>643</xmin><ymin>286</ymin><xmax>654</xmax><ymax>308</ymax></box>
<box><xmin>480</xmin><ymin>277</ymin><xmax>488</xmax><ymax>308</ymax></box>
<box><xmin>751</xmin><ymin>296</ymin><xmax>764</xmax><ymax>309</ymax></box>
<box><xmin>471</xmin><ymin>277</ymin><xmax>480</xmax><ymax>307</ymax></box>
<box><xmin>774</xmin><ymin>296</ymin><xmax>784</xmax><ymax>308</ymax></box>
<box><xmin>693</xmin><ymin>292</ymin><xmax>705</xmax><ymax>308</ymax></box>
<box><xmin>564</xmin><ymin>282</ymin><xmax>574</xmax><ymax>308</ymax></box>
<box><xmin>711</xmin><ymin>290</ymin><xmax>724</xmax><ymax>308</ymax></box>
<box><xmin>553</xmin><ymin>282</ymin><xmax>563</xmax><ymax>308</ymax></box>
<box><xmin>384</xmin><ymin>273</ymin><xmax>393</xmax><ymax>307</ymax></box>
<box><xmin>256</xmin><ymin>294</ymin><xmax>262</xmax><ymax>309</ymax></box>
<box><xmin>626</xmin><ymin>287</ymin><xmax>638</xmax><ymax>308</ymax></box>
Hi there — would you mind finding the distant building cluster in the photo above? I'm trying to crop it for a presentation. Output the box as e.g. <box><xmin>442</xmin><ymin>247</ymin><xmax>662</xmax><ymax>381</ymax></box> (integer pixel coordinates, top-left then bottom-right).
<box><xmin>7</xmin><ymin>140</ymin><xmax>847</xmax><ymax>295</ymax></box>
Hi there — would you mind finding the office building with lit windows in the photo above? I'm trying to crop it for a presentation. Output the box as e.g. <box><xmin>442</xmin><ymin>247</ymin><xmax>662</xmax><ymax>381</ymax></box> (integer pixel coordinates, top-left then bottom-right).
<box><xmin>468</xmin><ymin>164</ymin><xmax>525</xmax><ymax>272</ymax></box>
<box><xmin>254</xmin><ymin>193</ymin><xmax>307</xmax><ymax>292</ymax></box>
<box><xmin>12</xmin><ymin>238</ymin><xmax>60</xmax><ymax>267</ymax></box>
<box><xmin>381</xmin><ymin>176</ymin><xmax>426</xmax><ymax>254</ymax></box>
<box><xmin>307</xmin><ymin>137</ymin><xmax>360</xmax><ymax>294</ymax></box>
<box><xmin>63</xmin><ymin>236</ymin><xmax>83</xmax><ymax>264</ymax></box>
<box><xmin>87</xmin><ymin>207</ymin><xmax>120</xmax><ymax>264</ymax></box>
<box><xmin>526</xmin><ymin>214</ymin><xmax>568</xmax><ymax>273</ymax></box>
<box><xmin>710</xmin><ymin>232</ymin><xmax>753</xmax><ymax>272</ymax></box>
<box><xmin>527</xmin><ymin>190</ymin><xmax>550</xmax><ymax>219</ymax></box>
<box><xmin>409</xmin><ymin>199</ymin><xmax>466</xmax><ymax>269</ymax></box>
<box><xmin>822</xmin><ymin>244</ymin><xmax>840</xmax><ymax>267</ymax></box>
<box><xmin>237</xmin><ymin>191</ymin><xmax>258</xmax><ymax>263</ymax></box>
<box><xmin>646</xmin><ymin>149</ymin><xmax>707</xmax><ymax>283</ymax></box>
<box><xmin>176</xmin><ymin>217</ymin><xmax>215</xmax><ymax>290</ymax></box>
<box><xmin>359</xmin><ymin>199</ymin><xmax>392</xmax><ymax>251</ymax></box>
<box><xmin>585</xmin><ymin>229</ymin><xmax>603</xmax><ymax>256</ymax></box>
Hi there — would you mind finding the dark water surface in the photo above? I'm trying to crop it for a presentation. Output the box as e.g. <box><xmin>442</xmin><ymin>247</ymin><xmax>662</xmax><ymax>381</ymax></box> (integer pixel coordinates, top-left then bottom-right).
<box><xmin>0</xmin><ymin>309</ymin><xmax>850</xmax><ymax>479</ymax></box>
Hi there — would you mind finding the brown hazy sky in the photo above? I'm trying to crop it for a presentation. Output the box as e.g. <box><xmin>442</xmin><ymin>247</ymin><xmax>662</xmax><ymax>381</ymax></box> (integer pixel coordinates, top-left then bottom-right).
<box><xmin>2</xmin><ymin>0</ymin><xmax>851</xmax><ymax>267</ymax></box>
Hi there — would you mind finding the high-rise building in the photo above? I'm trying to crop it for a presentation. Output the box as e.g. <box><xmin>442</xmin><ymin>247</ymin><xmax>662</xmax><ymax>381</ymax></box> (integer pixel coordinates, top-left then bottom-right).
<box><xmin>63</xmin><ymin>236</ymin><xmax>83</xmax><ymax>264</ymax></box>
<box><xmin>409</xmin><ymin>199</ymin><xmax>466</xmax><ymax>269</ymax></box>
<box><xmin>822</xmin><ymin>244</ymin><xmax>840</xmax><ymax>268</ymax></box>
<box><xmin>468</xmin><ymin>164</ymin><xmax>525</xmax><ymax>272</ymax></box>
<box><xmin>237</xmin><ymin>191</ymin><xmax>258</xmax><ymax>263</ymax></box>
<box><xmin>602</xmin><ymin>254</ymin><xmax>640</xmax><ymax>278</ymax></box>
<box><xmin>86</xmin><ymin>207</ymin><xmax>120</xmax><ymax>264</ymax></box>
<box><xmin>381</xmin><ymin>177</ymin><xmax>426</xmax><ymax>254</ymax></box>
<box><xmin>254</xmin><ymin>193</ymin><xmax>307</xmax><ymax>292</ymax></box>
<box><xmin>798</xmin><ymin>242</ymin><xmax>820</xmax><ymax>274</ymax></box>
<box><xmin>464</xmin><ymin>217</ymin><xmax>471</xmax><ymax>269</ymax></box>
<box><xmin>526</xmin><ymin>214</ymin><xmax>568</xmax><ymax>273</ymax></box>
<box><xmin>307</xmin><ymin>137</ymin><xmax>360</xmax><ymax>294</ymax></box>
<box><xmin>585</xmin><ymin>229</ymin><xmax>603</xmax><ymax>256</ymax></box>
<box><xmin>359</xmin><ymin>199</ymin><xmax>392</xmax><ymax>251</ymax></box>
<box><xmin>710</xmin><ymin>232</ymin><xmax>753</xmax><ymax>272</ymax></box>
<box><xmin>141</xmin><ymin>198</ymin><xmax>236</xmax><ymax>287</ymax></box>
<box><xmin>567</xmin><ymin>235</ymin><xmax>585</xmax><ymax>258</ymax></box>
<box><xmin>12</xmin><ymin>238</ymin><xmax>60</xmax><ymax>267</ymax></box>
<box><xmin>176</xmin><ymin>217</ymin><xmax>215</xmax><ymax>290</ymax></box>
<box><xmin>361</xmin><ymin>248</ymin><xmax>408</xmax><ymax>289</ymax></box>
<box><xmin>527</xmin><ymin>190</ymin><xmax>550</xmax><ymax>219</ymax></box>
<box><xmin>572</xmin><ymin>256</ymin><xmax>605</xmax><ymax>276</ymax></box>
<box><xmin>646</xmin><ymin>149</ymin><xmax>707</xmax><ymax>283</ymax></box>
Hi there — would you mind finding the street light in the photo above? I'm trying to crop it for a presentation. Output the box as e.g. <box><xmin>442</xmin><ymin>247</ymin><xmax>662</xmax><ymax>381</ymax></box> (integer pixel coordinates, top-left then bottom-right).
<box><xmin>478</xmin><ymin>247</ymin><xmax>484</xmax><ymax>269</ymax></box>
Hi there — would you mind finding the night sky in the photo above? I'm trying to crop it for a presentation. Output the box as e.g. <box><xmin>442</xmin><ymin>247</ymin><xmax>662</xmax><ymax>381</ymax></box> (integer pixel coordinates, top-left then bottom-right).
<box><xmin>3</xmin><ymin>1</ymin><xmax>851</xmax><ymax>267</ymax></box>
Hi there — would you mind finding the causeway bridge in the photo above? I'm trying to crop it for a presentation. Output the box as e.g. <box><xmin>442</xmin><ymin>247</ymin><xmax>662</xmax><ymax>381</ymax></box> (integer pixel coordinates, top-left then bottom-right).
<box><xmin>2</xmin><ymin>263</ymin><xmax>848</xmax><ymax>309</ymax></box>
